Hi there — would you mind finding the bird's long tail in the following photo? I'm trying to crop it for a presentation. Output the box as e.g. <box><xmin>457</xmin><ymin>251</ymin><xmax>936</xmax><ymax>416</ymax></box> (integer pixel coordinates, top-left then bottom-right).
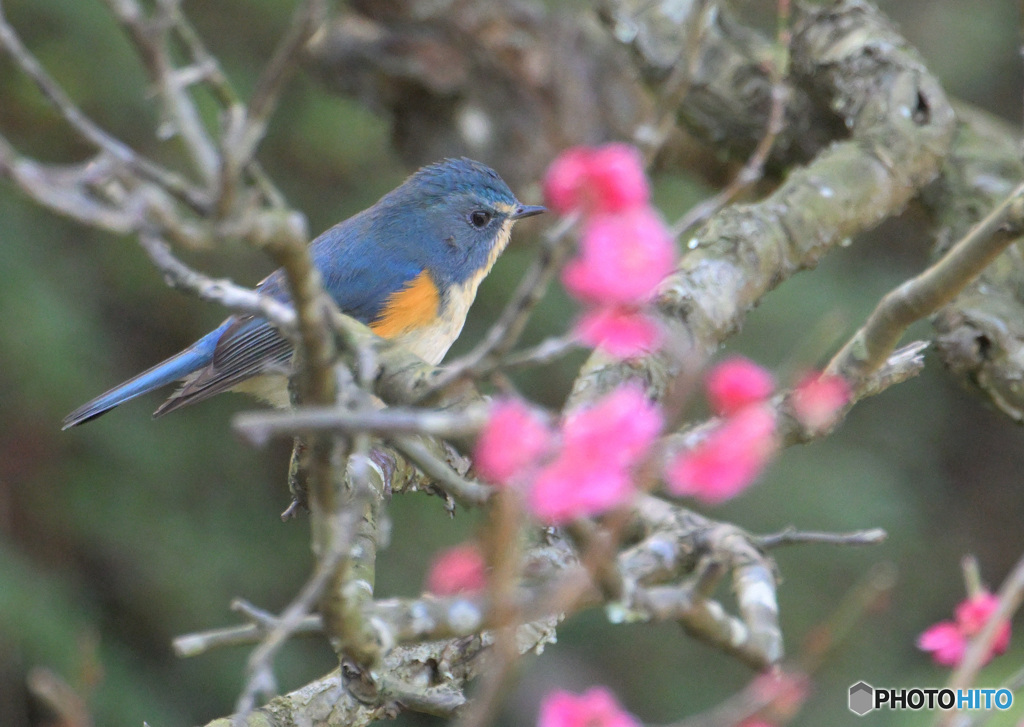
<box><xmin>62</xmin><ymin>342</ymin><xmax>214</xmax><ymax>429</ymax></box>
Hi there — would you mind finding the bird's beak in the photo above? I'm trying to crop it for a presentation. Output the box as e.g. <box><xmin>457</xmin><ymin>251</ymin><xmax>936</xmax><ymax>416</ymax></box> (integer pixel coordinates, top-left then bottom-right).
<box><xmin>511</xmin><ymin>204</ymin><xmax>546</xmax><ymax>220</ymax></box>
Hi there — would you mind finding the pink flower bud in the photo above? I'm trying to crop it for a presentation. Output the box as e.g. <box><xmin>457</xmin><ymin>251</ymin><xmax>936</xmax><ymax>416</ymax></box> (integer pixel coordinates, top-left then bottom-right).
<box><xmin>529</xmin><ymin>457</ymin><xmax>635</xmax><ymax>525</ymax></box>
<box><xmin>542</xmin><ymin>147</ymin><xmax>595</xmax><ymax>216</ymax></box>
<box><xmin>474</xmin><ymin>399</ymin><xmax>554</xmax><ymax>486</ymax></box>
<box><xmin>526</xmin><ymin>386</ymin><xmax>661</xmax><ymax>524</ymax></box>
<box><xmin>561</xmin><ymin>385</ymin><xmax>662</xmax><ymax>470</ymax></box>
<box><xmin>705</xmin><ymin>357</ymin><xmax>775</xmax><ymax>416</ymax></box>
<box><xmin>538</xmin><ymin>687</ymin><xmax>640</xmax><ymax>727</ymax></box>
<box><xmin>918</xmin><ymin>590</ymin><xmax>1011</xmax><ymax>667</ymax></box>
<box><xmin>666</xmin><ymin>405</ymin><xmax>778</xmax><ymax>504</ymax></box>
<box><xmin>583</xmin><ymin>143</ymin><xmax>650</xmax><ymax>214</ymax></box>
<box><xmin>542</xmin><ymin>144</ymin><xmax>649</xmax><ymax>216</ymax></box>
<box><xmin>426</xmin><ymin>543</ymin><xmax>487</xmax><ymax>596</ymax></box>
<box><xmin>562</xmin><ymin>208</ymin><xmax>676</xmax><ymax>306</ymax></box>
<box><xmin>917</xmin><ymin>622</ymin><xmax>967</xmax><ymax>667</ymax></box>
<box><xmin>575</xmin><ymin>307</ymin><xmax>662</xmax><ymax>358</ymax></box>
<box><xmin>791</xmin><ymin>372</ymin><xmax>851</xmax><ymax>431</ymax></box>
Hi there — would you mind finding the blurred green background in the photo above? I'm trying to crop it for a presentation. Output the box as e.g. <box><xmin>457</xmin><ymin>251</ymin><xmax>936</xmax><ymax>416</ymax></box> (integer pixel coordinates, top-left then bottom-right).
<box><xmin>1</xmin><ymin>1</ymin><xmax>1023</xmax><ymax>725</ymax></box>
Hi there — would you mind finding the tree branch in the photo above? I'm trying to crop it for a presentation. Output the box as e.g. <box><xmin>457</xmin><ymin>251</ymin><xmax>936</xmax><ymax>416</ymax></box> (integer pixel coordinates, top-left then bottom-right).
<box><xmin>827</xmin><ymin>183</ymin><xmax>1024</xmax><ymax>384</ymax></box>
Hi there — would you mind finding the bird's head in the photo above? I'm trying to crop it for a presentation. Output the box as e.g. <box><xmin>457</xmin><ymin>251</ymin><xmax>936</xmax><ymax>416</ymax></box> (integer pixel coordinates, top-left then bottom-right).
<box><xmin>377</xmin><ymin>158</ymin><xmax>545</xmax><ymax>289</ymax></box>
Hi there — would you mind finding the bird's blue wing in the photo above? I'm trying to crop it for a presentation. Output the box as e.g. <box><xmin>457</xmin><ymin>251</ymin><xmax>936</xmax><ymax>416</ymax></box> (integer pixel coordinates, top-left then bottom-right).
<box><xmin>312</xmin><ymin>215</ymin><xmax>426</xmax><ymax>323</ymax></box>
<box><xmin>153</xmin><ymin>222</ymin><xmax>425</xmax><ymax>416</ymax></box>
<box><xmin>151</xmin><ymin>315</ymin><xmax>293</xmax><ymax>416</ymax></box>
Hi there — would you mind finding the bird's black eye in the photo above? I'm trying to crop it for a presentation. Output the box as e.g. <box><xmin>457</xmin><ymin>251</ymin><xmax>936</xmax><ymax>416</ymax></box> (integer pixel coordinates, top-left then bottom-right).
<box><xmin>469</xmin><ymin>210</ymin><xmax>492</xmax><ymax>229</ymax></box>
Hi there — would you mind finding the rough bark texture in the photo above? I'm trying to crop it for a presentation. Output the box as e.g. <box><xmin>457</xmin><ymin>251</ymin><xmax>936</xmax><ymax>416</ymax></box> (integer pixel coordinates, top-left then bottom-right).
<box><xmin>925</xmin><ymin>107</ymin><xmax>1024</xmax><ymax>421</ymax></box>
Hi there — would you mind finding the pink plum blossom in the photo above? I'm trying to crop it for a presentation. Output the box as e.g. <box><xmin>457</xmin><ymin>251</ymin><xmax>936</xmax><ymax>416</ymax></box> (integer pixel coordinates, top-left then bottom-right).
<box><xmin>560</xmin><ymin>386</ymin><xmax>662</xmax><ymax>470</ymax></box>
<box><xmin>958</xmin><ymin>592</ymin><xmax>1011</xmax><ymax>647</ymax></box>
<box><xmin>426</xmin><ymin>543</ymin><xmax>487</xmax><ymax>596</ymax></box>
<box><xmin>791</xmin><ymin>372</ymin><xmax>851</xmax><ymax>431</ymax></box>
<box><xmin>666</xmin><ymin>405</ymin><xmax>778</xmax><ymax>504</ymax></box>
<box><xmin>543</xmin><ymin>148</ymin><xmax>593</xmax><ymax>216</ymax></box>
<box><xmin>562</xmin><ymin>208</ymin><xmax>676</xmax><ymax>306</ymax></box>
<box><xmin>917</xmin><ymin>622</ymin><xmax>968</xmax><ymax>667</ymax></box>
<box><xmin>526</xmin><ymin>386</ymin><xmax>662</xmax><ymax>524</ymax></box>
<box><xmin>529</xmin><ymin>456</ymin><xmax>635</xmax><ymax>524</ymax></box>
<box><xmin>544</xmin><ymin>144</ymin><xmax>677</xmax><ymax>362</ymax></box>
<box><xmin>584</xmin><ymin>144</ymin><xmax>650</xmax><ymax>213</ymax></box>
<box><xmin>918</xmin><ymin>591</ymin><xmax>1011</xmax><ymax>667</ymax></box>
<box><xmin>538</xmin><ymin>687</ymin><xmax>640</xmax><ymax>727</ymax></box>
<box><xmin>575</xmin><ymin>307</ymin><xmax>662</xmax><ymax>358</ymax></box>
<box><xmin>542</xmin><ymin>144</ymin><xmax>649</xmax><ymax>216</ymax></box>
<box><xmin>705</xmin><ymin>357</ymin><xmax>775</xmax><ymax>416</ymax></box>
<box><xmin>474</xmin><ymin>399</ymin><xmax>554</xmax><ymax>486</ymax></box>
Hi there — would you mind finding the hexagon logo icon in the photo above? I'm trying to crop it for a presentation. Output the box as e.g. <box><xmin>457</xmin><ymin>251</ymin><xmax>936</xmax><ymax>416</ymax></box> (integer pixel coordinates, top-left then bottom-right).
<box><xmin>849</xmin><ymin>681</ymin><xmax>874</xmax><ymax>716</ymax></box>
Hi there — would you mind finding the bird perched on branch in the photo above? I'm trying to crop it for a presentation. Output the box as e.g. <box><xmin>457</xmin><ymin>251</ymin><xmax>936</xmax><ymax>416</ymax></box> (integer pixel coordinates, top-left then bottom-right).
<box><xmin>63</xmin><ymin>158</ymin><xmax>544</xmax><ymax>429</ymax></box>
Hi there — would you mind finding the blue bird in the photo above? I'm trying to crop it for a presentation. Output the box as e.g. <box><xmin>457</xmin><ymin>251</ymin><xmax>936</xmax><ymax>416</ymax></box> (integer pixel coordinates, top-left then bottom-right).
<box><xmin>62</xmin><ymin>158</ymin><xmax>544</xmax><ymax>429</ymax></box>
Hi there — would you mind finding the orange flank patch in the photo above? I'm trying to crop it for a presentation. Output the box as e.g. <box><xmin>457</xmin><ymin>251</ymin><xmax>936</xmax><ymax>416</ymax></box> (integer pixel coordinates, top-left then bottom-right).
<box><xmin>371</xmin><ymin>270</ymin><xmax>441</xmax><ymax>339</ymax></box>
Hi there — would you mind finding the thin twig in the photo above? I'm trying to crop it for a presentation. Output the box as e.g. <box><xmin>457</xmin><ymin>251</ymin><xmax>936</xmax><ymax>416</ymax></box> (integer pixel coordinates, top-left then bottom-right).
<box><xmin>101</xmin><ymin>0</ymin><xmax>219</xmax><ymax>184</ymax></box>
<box><xmin>0</xmin><ymin>140</ymin><xmax>140</xmax><ymax>233</ymax></box>
<box><xmin>455</xmin><ymin>491</ymin><xmax>527</xmax><ymax>727</ymax></box>
<box><xmin>26</xmin><ymin>668</ymin><xmax>93</xmax><ymax>727</ymax></box>
<box><xmin>318</xmin><ymin>392</ymin><xmax>385</xmax><ymax>667</ymax></box>
<box><xmin>138</xmin><ymin>231</ymin><xmax>298</xmax><ymax>335</ymax></box>
<box><xmin>500</xmin><ymin>334</ymin><xmax>581</xmax><ymax>370</ymax></box>
<box><xmin>661</xmin><ymin>564</ymin><xmax>895</xmax><ymax>727</ymax></box>
<box><xmin>165</xmin><ymin>3</ymin><xmax>288</xmax><ymax>207</ymax></box>
<box><xmin>247</xmin><ymin>0</ymin><xmax>327</xmax><ymax>136</ymax></box>
<box><xmin>948</xmin><ymin>661</ymin><xmax>1024</xmax><ymax>727</ymax></box>
<box><xmin>233</xmin><ymin>403</ymin><xmax>488</xmax><ymax>446</ymax></box>
<box><xmin>664</xmin><ymin>340</ymin><xmax>928</xmax><ymax>458</ymax></box>
<box><xmin>173</xmin><ymin>615</ymin><xmax>323</xmax><ymax>658</ymax></box>
<box><xmin>670</xmin><ymin>7</ymin><xmax>792</xmax><ymax>238</ymax></box>
<box><xmin>0</xmin><ymin>1</ymin><xmax>208</xmax><ymax>212</ymax></box>
<box><xmin>756</xmin><ymin>527</ymin><xmax>887</xmax><ymax>550</ymax></box>
<box><xmin>938</xmin><ymin>549</ymin><xmax>1024</xmax><ymax>727</ymax></box>
<box><xmin>243</xmin><ymin>206</ymin><xmax>338</xmax><ymax>529</ymax></box>
<box><xmin>389</xmin><ymin>436</ymin><xmax>492</xmax><ymax>507</ymax></box>
<box><xmin>634</xmin><ymin>0</ymin><xmax>716</xmax><ymax>162</ymax></box>
<box><xmin>235</xmin><ymin>506</ymin><xmax>361</xmax><ymax>718</ymax></box>
<box><xmin>827</xmin><ymin>183</ymin><xmax>1024</xmax><ymax>385</ymax></box>
<box><xmin>220</xmin><ymin>0</ymin><xmax>326</xmax><ymax>213</ymax></box>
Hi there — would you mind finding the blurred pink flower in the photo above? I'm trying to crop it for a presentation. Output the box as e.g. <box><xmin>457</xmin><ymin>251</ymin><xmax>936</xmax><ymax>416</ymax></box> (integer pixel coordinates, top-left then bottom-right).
<box><xmin>584</xmin><ymin>144</ymin><xmax>650</xmax><ymax>214</ymax></box>
<box><xmin>542</xmin><ymin>144</ymin><xmax>649</xmax><ymax>216</ymax></box>
<box><xmin>918</xmin><ymin>591</ymin><xmax>1011</xmax><ymax>667</ymax></box>
<box><xmin>576</xmin><ymin>306</ymin><xmax>662</xmax><ymax>358</ymax></box>
<box><xmin>538</xmin><ymin>687</ymin><xmax>640</xmax><ymax>727</ymax></box>
<box><xmin>426</xmin><ymin>543</ymin><xmax>486</xmax><ymax>596</ymax></box>
<box><xmin>527</xmin><ymin>386</ymin><xmax>661</xmax><ymax>523</ymax></box>
<box><xmin>917</xmin><ymin>622</ymin><xmax>967</xmax><ymax>667</ymax></box>
<box><xmin>791</xmin><ymin>372</ymin><xmax>851</xmax><ymax>431</ymax></box>
<box><xmin>706</xmin><ymin>357</ymin><xmax>775</xmax><ymax>416</ymax></box>
<box><xmin>543</xmin><ymin>148</ymin><xmax>593</xmax><ymax>215</ymax></box>
<box><xmin>561</xmin><ymin>386</ymin><xmax>662</xmax><ymax>469</ymax></box>
<box><xmin>545</xmin><ymin>145</ymin><xmax>676</xmax><ymax>363</ymax></box>
<box><xmin>529</xmin><ymin>456</ymin><xmax>635</xmax><ymax>524</ymax></box>
<box><xmin>474</xmin><ymin>399</ymin><xmax>553</xmax><ymax>486</ymax></box>
<box><xmin>749</xmin><ymin>670</ymin><xmax>810</xmax><ymax>723</ymax></box>
<box><xmin>562</xmin><ymin>208</ymin><xmax>676</xmax><ymax>306</ymax></box>
<box><xmin>666</xmin><ymin>405</ymin><xmax>778</xmax><ymax>504</ymax></box>
<box><xmin>957</xmin><ymin>592</ymin><xmax>1009</xmax><ymax>647</ymax></box>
